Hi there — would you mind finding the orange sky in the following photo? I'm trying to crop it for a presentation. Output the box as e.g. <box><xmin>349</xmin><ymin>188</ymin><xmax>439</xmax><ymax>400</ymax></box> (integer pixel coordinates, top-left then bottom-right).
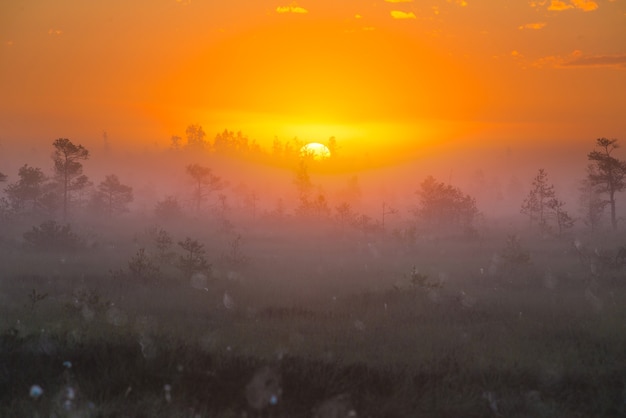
<box><xmin>1</xmin><ymin>0</ymin><xmax>625</xmax><ymax>164</ymax></box>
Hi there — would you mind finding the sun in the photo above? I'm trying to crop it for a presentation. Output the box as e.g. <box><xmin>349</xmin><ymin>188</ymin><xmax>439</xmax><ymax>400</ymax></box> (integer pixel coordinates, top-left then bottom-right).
<box><xmin>300</xmin><ymin>142</ymin><xmax>331</xmax><ymax>160</ymax></box>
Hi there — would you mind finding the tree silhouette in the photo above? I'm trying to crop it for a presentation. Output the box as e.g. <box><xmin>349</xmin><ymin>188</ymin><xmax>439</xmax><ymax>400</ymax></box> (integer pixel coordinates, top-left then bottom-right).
<box><xmin>186</xmin><ymin>164</ymin><xmax>223</xmax><ymax>213</ymax></box>
<box><xmin>185</xmin><ymin>124</ymin><xmax>206</xmax><ymax>151</ymax></box>
<box><xmin>578</xmin><ymin>165</ymin><xmax>607</xmax><ymax>233</ymax></box>
<box><xmin>587</xmin><ymin>138</ymin><xmax>626</xmax><ymax>230</ymax></box>
<box><xmin>155</xmin><ymin>196</ymin><xmax>183</xmax><ymax>221</ymax></box>
<box><xmin>177</xmin><ymin>237</ymin><xmax>211</xmax><ymax>278</ymax></box>
<box><xmin>546</xmin><ymin>198</ymin><xmax>575</xmax><ymax>236</ymax></box>
<box><xmin>521</xmin><ymin>169</ymin><xmax>555</xmax><ymax>229</ymax></box>
<box><xmin>52</xmin><ymin>138</ymin><xmax>89</xmax><ymax>220</ymax></box>
<box><xmin>415</xmin><ymin>176</ymin><xmax>479</xmax><ymax>229</ymax></box>
<box><xmin>95</xmin><ymin>174</ymin><xmax>133</xmax><ymax>217</ymax></box>
<box><xmin>4</xmin><ymin>164</ymin><xmax>46</xmax><ymax>214</ymax></box>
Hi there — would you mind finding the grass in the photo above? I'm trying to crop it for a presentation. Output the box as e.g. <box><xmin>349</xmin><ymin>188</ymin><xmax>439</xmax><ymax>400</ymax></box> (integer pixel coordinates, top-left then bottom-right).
<box><xmin>1</xmin><ymin>217</ymin><xmax>626</xmax><ymax>416</ymax></box>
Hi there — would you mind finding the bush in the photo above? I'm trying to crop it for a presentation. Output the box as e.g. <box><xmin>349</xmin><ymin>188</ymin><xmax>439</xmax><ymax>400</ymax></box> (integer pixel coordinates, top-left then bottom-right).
<box><xmin>23</xmin><ymin>220</ymin><xmax>84</xmax><ymax>251</ymax></box>
<box><xmin>128</xmin><ymin>248</ymin><xmax>160</xmax><ymax>282</ymax></box>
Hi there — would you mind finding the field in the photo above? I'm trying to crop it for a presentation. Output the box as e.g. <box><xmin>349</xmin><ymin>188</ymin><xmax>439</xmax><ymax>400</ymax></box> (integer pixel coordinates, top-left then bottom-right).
<box><xmin>1</xmin><ymin>216</ymin><xmax>626</xmax><ymax>417</ymax></box>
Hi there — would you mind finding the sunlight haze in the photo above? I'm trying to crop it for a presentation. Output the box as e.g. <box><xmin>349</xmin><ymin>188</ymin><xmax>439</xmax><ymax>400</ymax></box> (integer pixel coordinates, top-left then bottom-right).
<box><xmin>1</xmin><ymin>0</ymin><xmax>625</xmax><ymax>163</ymax></box>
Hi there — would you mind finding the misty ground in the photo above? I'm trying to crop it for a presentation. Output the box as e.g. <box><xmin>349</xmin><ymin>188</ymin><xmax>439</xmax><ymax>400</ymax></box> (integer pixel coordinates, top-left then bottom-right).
<box><xmin>1</xmin><ymin>212</ymin><xmax>626</xmax><ymax>418</ymax></box>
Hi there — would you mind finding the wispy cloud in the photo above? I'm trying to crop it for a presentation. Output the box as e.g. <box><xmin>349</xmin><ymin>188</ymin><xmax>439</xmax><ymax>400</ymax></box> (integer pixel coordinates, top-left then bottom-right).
<box><xmin>547</xmin><ymin>0</ymin><xmax>598</xmax><ymax>11</ymax></box>
<box><xmin>531</xmin><ymin>50</ymin><xmax>626</xmax><ymax>68</ymax></box>
<box><xmin>448</xmin><ymin>0</ymin><xmax>468</xmax><ymax>6</ymax></box>
<box><xmin>48</xmin><ymin>29</ymin><xmax>63</xmax><ymax>36</ymax></box>
<box><xmin>276</xmin><ymin>2</ymin><xmax>308</xmax><ymax>14</ymax></box>
<box><xmin>384</xmin><ymin>0</ymin><xmax>413</xmax><ymax>3</ymax></box>
<box><xmin>562</xmin><ymin>54</ymin><xmax>626</xmax><ymax>68</ymax></box>
<box><xmin>518</xmin><ymin>22</ymin><xmax>547</xmax><ymax>30</ymax></box>
<box><xmin>390</xmin><ymin>10</ymin><xmax>416</xmax><ymax>19</ymax></box>
<box><xmin>175</xmin><ymin>0</ymin><xmax>192</xmax><ymax>5</ymax></box>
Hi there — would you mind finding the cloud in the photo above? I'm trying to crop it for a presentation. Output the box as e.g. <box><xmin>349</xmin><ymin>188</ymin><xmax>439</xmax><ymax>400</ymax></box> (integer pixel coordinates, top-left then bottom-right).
<box><xmin>175</xmin><ymin>0</ymin><xmax>191</xmax><ymax>5</ymax></box>
<box><xmin>548</xmin><ymin>0</ymin><xmax>573</xmax><ymax>10</ymax></box>
<box><xmin>390</xmin><ymin>10</ymin><xmax>416</xmax><ymax>19</ymax></box>
<box><xmin>571</xmin><ymin>0</ymin><xmax>598</xmax><ymax>11</ymax></box>
<box><xmin>518</xmin><ymin>22</ymin><xmax>547</xmax><ymax>30</ymax></box>
<box><xmin>530</xmin><ymin>50</ymin><xmax>626</xmax><ymax>69</ymax></box>
<box><xmin>384</xmin><ymin>0</ymin><xmax>413</xmax><ymax>2</ymax></box>
<box><xmin>562</xmin><ymin>54</ymin><xmax>626</xmax><ymax>68</ymax></box>
<box><xmin>547</xmin><ymin>0</ymin><xmax>598</xmax><ymax>11</ymax></box>
<box><xmin>448</xmin><ymin>0</ymin><xmax>468</xmax><ymax>6</ymax></box>
<box><xmin>48</xmin><ymin>29</ymin><xmax>63</xmax><ymax>36</ymax></box>
<box><xmin>276</xmin><ymin>3</ymin><xmax>308</xmax><ymax>13</ymax></box>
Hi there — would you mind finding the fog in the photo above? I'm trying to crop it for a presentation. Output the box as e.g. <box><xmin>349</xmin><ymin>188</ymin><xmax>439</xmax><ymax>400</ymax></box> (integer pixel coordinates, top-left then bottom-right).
<box><xmin>1</xmin><ymin>135</ymin><xmax>626</xmax><ymax>417</ymax></box>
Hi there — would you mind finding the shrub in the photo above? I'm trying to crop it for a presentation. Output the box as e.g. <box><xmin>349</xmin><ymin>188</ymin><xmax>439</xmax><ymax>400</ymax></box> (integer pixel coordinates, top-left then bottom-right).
<box><xmin>128</xmin><ymin>248</ymin><xmax>160</xmax><ymax>282</ymax></box>
<box><xmin>500</xmin><ymin>234</ymin><xmax>531</xmax><ymax>271</ymax></box>
<box><xmin>23</xmin><ymin>220</ymin><xmax>84</xmax><ymax>251</ymax></box>
<box><xmin>177</xmin><ymin>237</ymin><xmax>211</xmax><ymax>278</ymax></box>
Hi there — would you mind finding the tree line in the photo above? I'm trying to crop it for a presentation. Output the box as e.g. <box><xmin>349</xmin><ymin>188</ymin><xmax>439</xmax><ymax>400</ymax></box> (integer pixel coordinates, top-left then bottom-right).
<box><xmin>0</xmin><ymin>139</ymin><xmax>133</xmax><ymax>220</ymax></box>
<box><xmin>1</xmin><ymin>137</ymin><xmax>625</xmax><ymax>237</ymax></box>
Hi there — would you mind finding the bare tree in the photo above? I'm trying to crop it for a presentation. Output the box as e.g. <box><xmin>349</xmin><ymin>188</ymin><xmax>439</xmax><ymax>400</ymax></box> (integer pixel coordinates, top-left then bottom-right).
<box><xmin>52</xmin><ymin>138</ymin><xmax>89</xmax><ymax>220</ymax></box>
<box><xmin>587</xmin><ymin>138</ymin><xmax>626</xmax><ymax>230</ymax></box>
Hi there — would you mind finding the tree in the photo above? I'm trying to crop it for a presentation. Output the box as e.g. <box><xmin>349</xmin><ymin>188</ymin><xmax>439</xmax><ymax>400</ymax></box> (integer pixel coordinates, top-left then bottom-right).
<box><xmin>52</xmin><ymin>138</ymin><xmax>89</xmax><ymax>220</ymax></box>
<box><xmin>4</xmin><ymin>164</ymin><xmax>46</xmax><ymax>213</ymax></box>
<box><xmin>213</xmin><ymin>129</ymin><xmax>249</xmax><ymax>155</ymax></box>
<box><xmin>520</xmin><ymin>169</ymin><xmax>555</xmax><ymax>229</ymax></box>
<box><xmin>170</xmin><ymin>135</ymin><xmax>182</xmax><ymax>150</ymax></box>
<box><xmin>587</xmin><ymin>138</ymin><xmax>626</xmax><ymax>230</ymax></box>
<box><xmin>177</xmin><ymin>237</ymin><xmax>211</xmax><ymax>278</ymax></box>
<box><xmin>578</xmin><ymin>165</ymin><xmax>607</xmax><ymax>233</ymax></box>
<box><xmin>185</xmin><ymin>124</ymin><xmax>206</xmax><ymax>151</ymax></box>
<box><xmin>95</xmin><ymin>175</ymin><xmax>133</xmax><ymax>217</ymax></box>
<box><xmin>23</xmin><ymin>220</ymin><xmax>84</xmax><ymax>251</ymax></box>
<box><xmin>186</xmin><ymin>164</ymin><xmax>223</xmax><ymax>213</ymax></box>
<box><xmin>546</xmin><ymin>198</ymin><xmax>575</xmax><ymax>236</ymax></box>
<box><xmin>415</xmin><ymin>176</ymin><xmax>479</xmax><ymax>229</ymax></box>
<box><xmin>155</xmin><ymin>196</ymin><xmax>183</xmax><ymax>221</ymax></box>
<box><xmin>293</xmin><ymin>159</ymin><xmax>313</xmax><ymax>201</ymax></box>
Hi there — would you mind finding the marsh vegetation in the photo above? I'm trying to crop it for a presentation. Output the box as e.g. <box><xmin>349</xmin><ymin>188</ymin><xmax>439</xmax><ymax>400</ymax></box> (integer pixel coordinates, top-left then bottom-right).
<box><xmin>1</xmin><ymin>137</ymin><xmax>626</xmax><ymax>417</ymax></box>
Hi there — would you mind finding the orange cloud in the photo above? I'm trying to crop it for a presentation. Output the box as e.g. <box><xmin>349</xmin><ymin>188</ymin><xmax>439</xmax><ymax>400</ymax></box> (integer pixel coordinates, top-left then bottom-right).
<box><xmin>48</xmin><ymin>29</ymin><xmax>63</xmax><ymax>36</ymax></box>
<box><xmin>571</xmin><ymin>0</ymin><xmax>598</xmax><ymax>11</ymax></box>
<box><xmin>548</xmin><ymin>0</ymin><xmax>573</xmax><ymax>10</ymax></box>
<box><xmin>390</xmin><ymin>10</ymin><xmax>416</xmax><ymax>19</ymax></box>
<box><xmin>529</xmin><ymin>50</ymin><xmax>626</xmax><ymax>69</ymax></box>
<box><xmin>384</xmin><ymin>0</ymin><xmax>413</xmax><ymax>2</ymax></box>
<box><xmin>276</xmin><ymin>3</ymin><xmax>308</xmax><ymax>13</ymax></box>
<box><xmin>519</xmin><ymin>22</ymin><xmax>547</xmax><ymax>29</ymax></box>
<box><xmin>562</xmin><ymin>54</ymin><xmax>626</xmax><ymax>68</ymax></box>
<box><xmin>547</xmin><ymin>0</ymin><xmax>598</xmax><ymax>11</ymax></box>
